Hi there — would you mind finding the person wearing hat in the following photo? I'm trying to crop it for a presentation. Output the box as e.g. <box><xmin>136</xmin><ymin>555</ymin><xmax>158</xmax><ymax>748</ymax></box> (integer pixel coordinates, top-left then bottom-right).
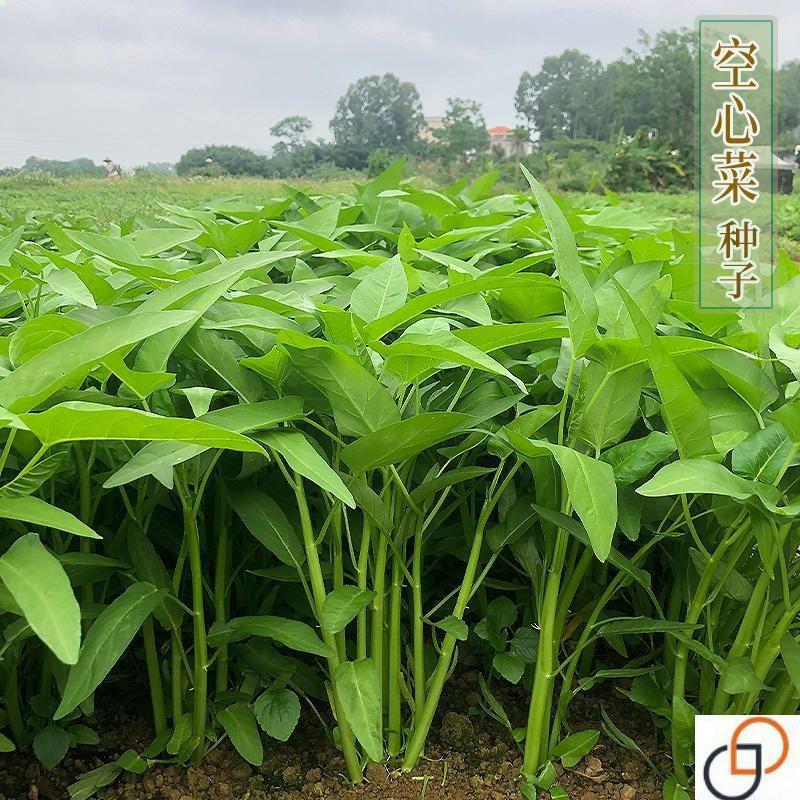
<box><xmin>102</xmin><ymin>157</ymin><xmax>122</xmax><ymax>181</ymax></box>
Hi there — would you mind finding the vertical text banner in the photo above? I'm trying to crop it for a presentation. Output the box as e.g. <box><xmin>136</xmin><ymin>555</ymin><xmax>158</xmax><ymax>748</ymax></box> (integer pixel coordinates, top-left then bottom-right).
<box><xmin>697</xmin><ymin>18</ymin><xmax>775</xmax><ymax>309</ymax></box>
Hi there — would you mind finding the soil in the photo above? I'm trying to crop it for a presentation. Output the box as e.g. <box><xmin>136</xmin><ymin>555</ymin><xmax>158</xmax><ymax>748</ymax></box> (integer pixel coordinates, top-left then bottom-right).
<box><xmin>0</xmin><ymin>673</ymin><xmax>668</xmax><ymax>800</ymax></box>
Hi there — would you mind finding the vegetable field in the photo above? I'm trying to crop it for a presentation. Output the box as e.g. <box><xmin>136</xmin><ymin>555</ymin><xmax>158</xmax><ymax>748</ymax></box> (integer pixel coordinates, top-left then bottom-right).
<box><xmin>1</xmin><ymin>162</ymin><xmax>800</xmax><ymax>800</ymax></box>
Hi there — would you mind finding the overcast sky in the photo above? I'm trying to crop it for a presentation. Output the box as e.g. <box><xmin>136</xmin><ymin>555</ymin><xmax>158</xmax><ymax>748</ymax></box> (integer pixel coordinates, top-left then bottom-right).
<box><xmin>1</xmin><ymin>0</ymin><xmax>798</xmax><ymax>167</ymax></box>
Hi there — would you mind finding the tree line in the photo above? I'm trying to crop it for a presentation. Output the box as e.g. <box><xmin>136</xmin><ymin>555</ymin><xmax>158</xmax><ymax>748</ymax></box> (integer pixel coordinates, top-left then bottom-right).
<box><xmin>13</xmin><ymin>27</ymin><xmax>800</xmax><ymax>190</ymax></box>
<box><xmin>174</xmin><ymin>28</ymin><xmax>798</xmax><ymax>188</ymax></box>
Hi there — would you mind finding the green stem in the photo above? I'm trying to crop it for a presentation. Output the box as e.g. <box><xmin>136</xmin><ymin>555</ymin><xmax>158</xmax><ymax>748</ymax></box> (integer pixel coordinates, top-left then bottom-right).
<box><xmin>387</xmin><ymin>551</ymin><xmax>403</xmax><ymax>757</ymax></box>
<box><xmin>184</xmin><ymin>505</ymin><xmax>208</xmax><ymax>765</ymax></box>
<box><xmin>75</xmin><ymin>444</ymin><xmax>94</xmax><ymax>613</ymax></box>
<box><xmin>411</xmin><ymin>518</ymin><xmax>426</xmax><ymax>727</ymax></box>
<box><xmin>401</xmin><ymin>463</ymin><xmax>518</xmax><ymax>772</ymax></box>
<box><xmin>142</xmin><ymin>616</ymin><xmax>168</xmax><ymax>736</ymax></box>
<box><xmin>171</xmin><ymin>631</ymin><xmax>183</xmax><ymax>723</ymax></box>
<box><xmin>522</xmin><ymin>530</ymin><xmax>568</xmax><ymax>778</ymax></box>
<box><xmin>294</xmin><ymin>473</ymin><xmax>364</xmax><ymax>782</ymax></box>
<box><xmin>371</xmin><ymin>521</ymin><xmax>389</xmax><ymax>721</ymax></box>
<box><xmin>356</xmin><ymin>516</ymin><xmax>372</xmax><ymax>661</ymax></box>
<box><xmin>670</xmin><ymin>523</ymin><xmax>742</xmax><ymax>786</ymax></box>
<box><xmin>213</xmin><ymin>479</ymin><xmax>229</xmax><ymax>696</ymax></box>
<box><xmin>4</xmin><ymin>660</ymin><xmax>25</xmax><ymax>745</ymax></box>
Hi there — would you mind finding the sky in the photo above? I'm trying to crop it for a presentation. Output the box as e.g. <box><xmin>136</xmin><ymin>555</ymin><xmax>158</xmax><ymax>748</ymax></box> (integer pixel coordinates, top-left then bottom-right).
<box><xmin>1</xmin><ymin>0</ymin><xmax>798</xmax><ymax>167</ymax></box>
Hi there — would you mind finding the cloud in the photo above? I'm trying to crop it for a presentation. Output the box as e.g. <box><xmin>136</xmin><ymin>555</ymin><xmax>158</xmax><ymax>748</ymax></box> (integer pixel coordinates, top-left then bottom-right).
<box><xmin>0</xmin><ymin>0</ymin><xmax>796</xmax><ymax>166</ymax></box>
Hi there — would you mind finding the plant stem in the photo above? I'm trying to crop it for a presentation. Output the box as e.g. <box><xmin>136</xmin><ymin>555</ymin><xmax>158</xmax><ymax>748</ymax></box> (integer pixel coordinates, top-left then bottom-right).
<box><xmin>670</xmin><ymin>524</ymin><xmax>741</xmax><ymax>786</ymax></box>
<box><xmin>294</xmin><ymin>473</ymin><xmax>364</xmax><ymax>782</ymax></box>
<box><xmin>402</xmin><ymin>463</ymin><xmax>517</xmax><ymax>772</ymax></box>
<box><xmin>213</xmin><ymin>478</ymin><xmax>229</xmax><ymax>695</ymax></box>
<box><xmin>371</xmin><ymin>521</ymin><xmax>389</xmax><ymax>720</ymax></box>
<box><xmin>357</xmin><ymin>515</ymin><xmax>372</xmax><ymax>660</ymax></box>
<box><xmin>183</xmin><ymin>504</ymin><xmax>208</xmax><ymax>765</ymax></box>
<box><xmin>522</xmin><ymin>530</ymin><xmax>568</xmax><ymax>778</ymax></box>
<box><xmin>387</xmin><ymin>549</ymin><xmax>403</xmax><ymax>757</ymax></box>
<box><xmin>4</xmin><ymin>661</ymin><xmax>25</xmax><ymax>745</ymax></box>
<box><xmin>411</xmin><ymin>518</ymin><xmax>426</xmax><ymax>727</ymax></box>
<box><xmin>142</xmin><ymin>616</ymin><xmax>168</xmax><ymax>736</ymax></box>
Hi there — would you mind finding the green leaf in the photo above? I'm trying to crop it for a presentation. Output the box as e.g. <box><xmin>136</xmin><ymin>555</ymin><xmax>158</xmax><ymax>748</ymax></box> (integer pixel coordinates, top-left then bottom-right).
<box><xmin>0</xmin><ymin>534</ymin><xmax>80</xmax><ymax>664</ymax></box>
<box><xmin>719</xmin><ymin>656</ymin><xmax>766</xmax><ymax>694</ymax></box>
<box><xmin>638</xmin><ymin>459</ymin><xmax>755</xmax><ymax>500</ymax></box>
<box><xmin>663</xmin><ymin>776</ymin><xmax>691</xmax><ymax>800</ymax></box>
<box><xmin>612</xmin><ymin>277</ymin><xmax>714</xmax><ymax>459</ymax></box>
<box><xmin>520</xmin><ymin>165</ymin><xmax>598</xmax><ymax>356</ymax></box>
<box><xmin>207</xmin><ymin>615</ymin><xmax>335</xmax><ymax>659</ymax></box>
<box><xmin>493</xmin><ymin>651</ymin><xmax>525</xmax><ymax>684</ymax></box>
<box><xmin>333</xmin><ymin>659</ymin><xmax>383</xmax><ymax>762</ymax></box>
<box><xmin>552</xmin><ymin>729</ymin><xmax>599</xmax><ymax>768</ymax></box>
<box><xmin>506</xmin><ymin>432</ymin><xmax>617</xmax><ymax>561</ymax></box>
<box><xmin>363</xmin><ymin>272</ymin><xmax>557</xmax><ymax>340</ymax></box>
<box><xmin>0</xmin><ymin>731</ymin><xmax>15</xmax><ymax>753</ymax></box>
<box><xmin>104</xmin><ymin>398</ymin><xmax>300</xmax><ymax>488</ymax></box>
<box><xmin>217</xmin><ymin>703</ymin><xmax>263</xmax><ymax>766</ymax></box>
<box><xmin>350</xmin><ymin>254</ymin><xmax>408</xmax><ymax>322</ymax></box>
<box><xmin>781</xmin><ymin>633</ymin><xmax>800</xmax><ymax>692</ymax></box>
<box><xmin>0</xmin><ymin>495</ymin><xmax>100</xmax><ymax>539</ymax></box>
<box><xmin>254</xmin><ymin>688</ymin><xmax>301</xmax><ymax>742</ymax></box>
<box><xmin>601</xmin><ymin>431</ymin><xmax>676</xmax><ymax>485</ymax></box>
<box><xmin>33</xmin><ymin>725</ymin><xmax>70</xmax><ymax>769</ymax></box>
<box><xmin>277</xmin><ymin>331</ymin><xmax>400</xmax><ymax>436</ymax></box>
<box><xmin>22</xmin><ymin>402</ymin><xmax>264</xmax><ymax>453</ymax></box>
<box><xmin>55</xmin><ymin>582</ymin><xmax>166</xmax><ymax>718</ymax></box>
<box><xmin>229</xmin><ymin>486</ymin><xmax>305</xmax><ymax>569</ymax></box>
<box><xmin>597</xmin><ymin>618</ymin><xmax>701</xmax><ymax>637</ymax></box>
<box><xmin>320</xmin><ymin>586</ymin><xmax>375</xmax><ymax>635</ymax></box>
<box><xmin>0</xmin><ymin>311</ymin><xmax>194</xmax><ymax>413</ymax></box>
<box><xmin>341</xmin><ymin>413</ymin><xmax>472</xmax><ymax>474</ymax></box>
<box><xmin>260</xmin><ymin>430</ymin><xmax>354</xmax><ymax>507</ymax></box>
<box><xmin>435</xmin><ymin>615</ymin><xmax>469</xmax><ymax>641</ymax></box>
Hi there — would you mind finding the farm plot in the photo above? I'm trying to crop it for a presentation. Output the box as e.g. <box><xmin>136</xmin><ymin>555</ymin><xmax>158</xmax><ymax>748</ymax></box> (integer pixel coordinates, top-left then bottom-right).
<box><xmin>0</xmin><ymin>163</ymin><xmax>799</xmax><ymax>800</ymax></box>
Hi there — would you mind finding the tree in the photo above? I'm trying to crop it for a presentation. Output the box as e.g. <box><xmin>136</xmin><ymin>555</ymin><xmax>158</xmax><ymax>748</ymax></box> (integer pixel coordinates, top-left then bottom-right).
<box><xmin>515</xmin><ymin>50</ymin><xmax>602</xmax><ymax>140</ymax></box>
<box><xmin>22</xmin><ymin>156</ymin><xmax>104</xmax><ymax>177</ymax></box>
<box><xmin>330</xmin><ymin>73</ymin><xmax>423</xmax><ymax>167</ymax></box>
<box><xmin>175</xmin><ymin>145</ymin><xmax>267</xmax><ymax>176</ymax></box>
<box><xmin>270</xmin><ymin>115</ymin><xmax>313</xmax><ymax>152</ymax></box>
<box><xmin>437</xmin><ymin>97</ymin><xmax>489</xmax><ymax>162</ymax></box>
<box><xmin>622</xmin><ymin>29</ymin><xmax>695</xmax><ymax>146</ymax></box>
<box><xmin>778</xmin><ymin>60</ymin><xmax>800</xmax><ymax>135</ymax></box>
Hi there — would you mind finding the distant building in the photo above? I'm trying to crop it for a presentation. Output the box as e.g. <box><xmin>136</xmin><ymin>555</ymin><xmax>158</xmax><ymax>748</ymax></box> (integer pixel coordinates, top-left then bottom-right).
<box><xmin>421</xmin><ymin>116</ymin><xmax>445</xmax><ymax>143</ymax></box>
<box><xmin>749</xmin><ymin>145</ymin><xmax>796</xmax><ymax>194</ymax></box>
<box><xmin>488</xmin><ymin>125</ymin><xmax>531</xmax><ymax>158</ymax></box>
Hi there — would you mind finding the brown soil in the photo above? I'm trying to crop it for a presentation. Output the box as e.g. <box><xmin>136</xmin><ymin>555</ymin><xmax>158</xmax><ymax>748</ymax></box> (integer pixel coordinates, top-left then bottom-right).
<box><xmin>0</xmin><ymin>673</ymin><xmax>668</xmax><ymax>800</ymax></box>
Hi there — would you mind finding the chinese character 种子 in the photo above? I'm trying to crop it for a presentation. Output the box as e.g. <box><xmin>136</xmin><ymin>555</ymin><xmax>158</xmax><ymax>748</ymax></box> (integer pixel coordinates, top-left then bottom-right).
<box><xmin>712</xmin><ymin>35</ymin><xmax>760</xmax><ymax>89</ymax></box>
<box><xmin>717</xmin><ymin>218</ymin><xmax>761</xmax><ymax>260</ymax></box>
<box><xmin>712</xmin><ymin>93</ymin><xmax>760</xmax><ymax>145</ymax></box>
<box><xmin>712</xmin><ymin>150</ymin><xmax>760</xmax><ymax>204</ymax></box>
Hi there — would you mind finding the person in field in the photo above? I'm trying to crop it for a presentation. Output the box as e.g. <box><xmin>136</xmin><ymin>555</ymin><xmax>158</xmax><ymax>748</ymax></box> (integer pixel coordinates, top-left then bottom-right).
<box><xmin>103</xmin><ymin>157</ymin><xmax>122</xmax><ymax>181</ymax></box>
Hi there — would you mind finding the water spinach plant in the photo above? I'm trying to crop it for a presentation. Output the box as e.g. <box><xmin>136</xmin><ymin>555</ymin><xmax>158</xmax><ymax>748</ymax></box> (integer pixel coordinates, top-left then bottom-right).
<box><xmin>0</xmin><ymin>162</ymin><xmax>799</xmax><ymax>798</ymax></box>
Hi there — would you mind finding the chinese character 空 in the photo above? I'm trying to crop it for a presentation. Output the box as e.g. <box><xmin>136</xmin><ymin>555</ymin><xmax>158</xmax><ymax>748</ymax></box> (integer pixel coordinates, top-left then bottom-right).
<box><xmin>712</xmin><ymin>93</ymin><xmax>760</xmax><ymax>145</ymax></box>
<box><xmin>716</xmin><ymin>218</ymin><xmax>761</xmax><ymax>260</ymax></box>
<box><xmin>712</xmin><ymin>149</ymin><xmax>760</xmax><ymax>204</ymax></box>
<box><xmin>712</xmin><ymin>35</ymin><xmax>759</xmax><ymax>89</ymax></box>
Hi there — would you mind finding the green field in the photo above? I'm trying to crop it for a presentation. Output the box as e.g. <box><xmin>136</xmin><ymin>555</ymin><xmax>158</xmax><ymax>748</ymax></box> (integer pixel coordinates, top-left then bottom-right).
<box><xmin>4</xmin><ymin>174</ymin><xmax>798</xmax><ymax>259</ymax></box>
<box><xmin>2</xmin><ymin>167</ymin><xmax>800</xmax><ymax>800</ymax></box>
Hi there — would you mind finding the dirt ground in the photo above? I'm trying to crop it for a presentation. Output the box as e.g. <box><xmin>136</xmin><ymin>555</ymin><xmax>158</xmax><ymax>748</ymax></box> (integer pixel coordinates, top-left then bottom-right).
<box><xmin>0</xmin><ymin>672</ymin><xmax>669</xmax><ymax>800</ymax></box>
